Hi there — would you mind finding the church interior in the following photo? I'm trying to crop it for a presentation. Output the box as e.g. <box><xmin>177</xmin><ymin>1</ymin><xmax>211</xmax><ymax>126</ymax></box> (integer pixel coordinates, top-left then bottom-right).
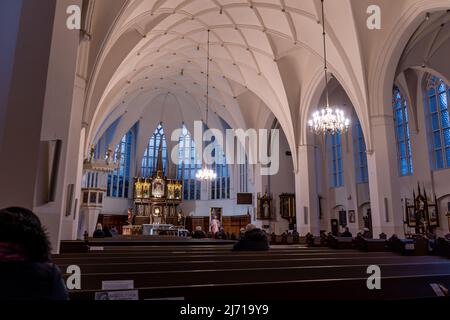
<box><xmin>1</xmin><ymin>0</ymin><xmax>450</xmax><ymax>305</ymax></box>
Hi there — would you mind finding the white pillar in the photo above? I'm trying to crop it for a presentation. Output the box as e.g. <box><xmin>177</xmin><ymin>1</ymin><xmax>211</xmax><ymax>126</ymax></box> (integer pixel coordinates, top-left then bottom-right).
<box><xmin>0</xmin><ymin>0</ymin><xmax>56</xmax><ymax>208</ymax></box>
<box><xmin>367</xmin><ymin>115</ymin><xmax>404</xmax><ymax>238</ymax></box>
<box><xmin>295</xmin><ymin>145</ymin><xmax>320</xmax><ymax>235</ymax></box>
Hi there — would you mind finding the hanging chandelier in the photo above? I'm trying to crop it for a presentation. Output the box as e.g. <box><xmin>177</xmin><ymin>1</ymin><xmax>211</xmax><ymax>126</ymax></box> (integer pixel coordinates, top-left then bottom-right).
<box><xmin>196</xmin><ymin>30</ymin><xmax>217</xmax><ymax>181</ymax></box>
<box><xmin>308</xmin><ymin>0</ymin><xmax>350</xmax><ymax>135</ymax></box>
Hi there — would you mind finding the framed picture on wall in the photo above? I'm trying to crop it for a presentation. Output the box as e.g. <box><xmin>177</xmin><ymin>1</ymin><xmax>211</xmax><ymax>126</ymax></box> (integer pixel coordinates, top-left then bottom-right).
<box><xmin>406</xmin><ymin>205</ymin><xmax>416</xmax><ymax>227</ymax></box>
<box><xmin>257</xmin><ymin>192</ymin><xmax>273</xmax><ymax>220</ymax></box>
<box><xmin>348</xmin><ymin>210</ymin><xmax>356</xmax><ymax>224</ymax></box>
<box><xmin>427</xmin><ymin>205</ymin><xmax>439</xmax><ymax>227</ymax></box>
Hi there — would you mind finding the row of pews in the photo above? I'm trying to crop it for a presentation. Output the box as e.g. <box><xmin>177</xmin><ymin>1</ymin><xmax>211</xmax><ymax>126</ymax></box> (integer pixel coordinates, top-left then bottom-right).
<box><xmin>328</xmin><ymin>235</ymin><xmax>450</xmax><ymax>257</ymax></box>
<box><xmin>53</xmin><ymin>241</ymin><xmax>450</xmax><ymax>301</ymax></box>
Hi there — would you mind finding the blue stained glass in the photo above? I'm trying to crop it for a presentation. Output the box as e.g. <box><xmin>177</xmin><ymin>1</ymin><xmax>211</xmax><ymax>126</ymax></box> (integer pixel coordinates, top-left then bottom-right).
<box><xmin>399</xmin><ymin>143</ymin><xmax>406</xmax><ymax>156</ymax></box>
<box><xmin>400</xmin><ymin>158</ymin><xmax>408</xmax><ymax>176</ymax></box>
<box><xmin>429</xmin><ymin>96</ymin><xmax>437</xmax><ymax>113</ymax></box>
<box><xmin>395</xmin><ymin>109</ymin><xmax>403</xmax><ymax>122</ymax></box>
<box><xmin>338</xmin><ymin>160</ymin><xmax>343</xmax><ymax>173</ymax></box>
<box><xmin>439</xmin><ymin>92</ymin><xmax>448</xmax><ymax>111</ymax></box>
<box><xmin>441</xmin><ymin>111</ymin><xmax>449</xmax><ymax>128</ymax></box>
<box><xmin>397</xmin><ymin>125</ymin><xmax>404</xmax><ymax>140</ymax></box>
<box><xmin>436</xmin><ymin>150</ymin><xmax>444</xmax><ymax>169</ymax></box>
<box><xmin>434</xmin><ymin>132</ymin><xmax>442</xmax><ymax>148</ymax></box>
<box><xmin>438</xmin><ymin>82</ymin><xmax>446</xmax><ymax>93</ymax></box>
<box><xmin>444</xmin><ymin>129</ymin><xmax>450</xmax><ymax>147</ymax></box>
<box><xmin>432</xmin><ymin>114</ymin><xmax>440</xmax><ymax>131</ymax></box>
<box><xmin>428</xmin><ymin>87</ymin><xmax>436</xmax><ymax>97</ymax></box>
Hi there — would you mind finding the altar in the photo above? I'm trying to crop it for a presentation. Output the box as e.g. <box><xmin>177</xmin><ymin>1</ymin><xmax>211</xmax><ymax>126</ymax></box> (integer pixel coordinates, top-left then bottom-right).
<box><xmin>142</xmin><ymin>224</ymin><xmax>188</xmax><ymax>236</ymax></box>
<box><xmin>132</xmin><ymin>138</ymin><xmax>183</xmax><ymax>226</ymax></box>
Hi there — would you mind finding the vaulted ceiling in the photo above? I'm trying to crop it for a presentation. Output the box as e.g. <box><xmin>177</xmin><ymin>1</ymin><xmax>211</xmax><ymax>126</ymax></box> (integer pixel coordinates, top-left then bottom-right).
<box><xmin>80</xmin><ymin>0</ymin><xmax>450</xmax><ymax>170</ymax></box>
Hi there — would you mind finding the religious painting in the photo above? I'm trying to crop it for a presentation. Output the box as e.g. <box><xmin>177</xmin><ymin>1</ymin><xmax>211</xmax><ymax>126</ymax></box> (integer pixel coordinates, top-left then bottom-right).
<box><xmin>406</xmin><ymin>205</ymin><xmax>416</xmax><ymax>227</ymax></box>
<box><xmin>348</xmin><ymin>210</ymin><xmax>356</xmax><ymax>224</ymax></box>
<box><xmin>257</xmin><ymin>192</ymin><xmax>273</xmax><ymax>220</ymax></box>
<box><xmin>152</xmin><ymin>177</ymin><xmax>165</xmax><ymax>198</ymax></box>
<box><xmin>167</xmin><ymin>182</ymin><xmax>175</xmax><ymax>200</ymax></box>
<box><xmin>174</xmin><ymin>183</ymin><xmax>182</xmax><ymax>200</ymax></box>
<box><xmin>279</xmin><ymin>194</ymin><xmax>296</xmax><ymax>221</ymax></box>
<box><xmin>167</xmin><ymin>181</ymin><xmax>183</xmax><ymax>201</ymax></box>
<box><xmin>142</xmin><ymin>180</ymin><xmax>151</xmax><ymax>199</ymax></box>
<box><xmin>210</xmin><ymin>208</ymin><xmax>223</xmax><ymax>234</ymax></box>
<box><xmin>134</xmin><ymin>178</ymin><xmax>143</xmax><ymax>199</ymax></box>
<box><xmin>427</xmin><ymin>205</ymin><xmax>439</xmax><ymax>227</ymax></box>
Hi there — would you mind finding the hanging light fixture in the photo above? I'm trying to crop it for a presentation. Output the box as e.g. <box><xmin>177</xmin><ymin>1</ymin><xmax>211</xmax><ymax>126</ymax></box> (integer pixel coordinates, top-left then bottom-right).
<box><xmin>196</xmin><ymin>30</ymin><xmax>217</xmax><ymax>181</ymax></box>
<box><xmin>308</xmin><ymin>0</ymin><xmax>350</xmax><ymax>135</ymax></box>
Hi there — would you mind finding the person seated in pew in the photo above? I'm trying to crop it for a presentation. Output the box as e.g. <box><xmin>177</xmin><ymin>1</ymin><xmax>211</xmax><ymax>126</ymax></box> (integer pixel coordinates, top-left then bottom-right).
<box><xmin>233</xmin><ymin>224</ymin><xmax>269</xmax><ymax>251</ymax></box>
<box><xmin>110</xmin><ymin>226</ymin><xmax>119</xmax><ymax>236</ymax></box>
<box><xmin>341</xmin><ymin>227</ymin><xmax>353</xmax><ymax>238</ymax></box>
<box><xmin>93</xmin><ymin>223</ymin><xmax>105</xmax><ymax>238</ymax></box>
<box><xmin>191</xmin><ymin>226</ymin><xmax>206</xmax><ymax>239</ymax></box>
<box><xmin>239</xmin><ymin>228</ymin><xmax>246</xmax><ymax>239</ymax></box>
<box><xmin>0</xmin><ymin>207</ymin><xmax>69</xmax><ymax>300</ymax></box>
<box><xmin>215</xmin><ymin>227</ymin><xmax>227</xmax><ymax>240</ymax></box>
<box><xmin>102</xmin><ymin>226</ymin><xmax>113</xmax><ymax>238</ymax></box>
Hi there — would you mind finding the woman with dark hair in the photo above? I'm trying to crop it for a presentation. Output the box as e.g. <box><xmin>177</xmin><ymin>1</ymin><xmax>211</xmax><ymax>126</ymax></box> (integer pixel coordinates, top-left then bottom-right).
<box><xmin>0</xmin><ymin>207</ymin><xmax>69</xmax><ymax>300</ymax></box>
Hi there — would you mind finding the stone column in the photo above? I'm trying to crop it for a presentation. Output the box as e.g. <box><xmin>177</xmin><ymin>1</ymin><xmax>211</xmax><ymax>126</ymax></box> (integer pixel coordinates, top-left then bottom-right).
<box><xmin>295</xmin><ymin>145</ymin><xmax>320</xmax><ymax>236</ymax></box>
<box><xmin>367</xmin><ymin>115</ymin><xmax>404</xmax><ymax>238</ymax></box>
<box><xmin>0</xmin><ymin>0</ymin><xmax>57</xmax><ymax>208</ymax></box>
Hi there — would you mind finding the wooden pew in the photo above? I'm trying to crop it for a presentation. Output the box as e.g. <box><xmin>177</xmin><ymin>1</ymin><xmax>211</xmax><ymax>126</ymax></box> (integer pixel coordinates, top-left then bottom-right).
<box><xmin>435</xmin><ymin>237</ymin><xmax>450</xmax><ymax>257</ymax></box>
<box><xmin>354</xmin><ymin>236</ymin><xmax>387</xmax><ymax>252</ymax></box>
<box><xmin>387</xmin><ymin>237</ymin><xmax>429</xmax><ymax>256</ymax></box>
<box><xmin>328</xmin><ymin>235</ymin><xmax>354</xmax><ymax>249</ymax></box>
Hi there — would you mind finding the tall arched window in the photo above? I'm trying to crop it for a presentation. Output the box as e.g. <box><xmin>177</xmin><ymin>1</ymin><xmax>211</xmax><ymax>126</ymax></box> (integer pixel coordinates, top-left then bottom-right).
<box><xmin>392</xmin><ymin>86</ymin><xmax>413</xmax><ymax>176</ymax></box>
<box><xmin>177</xmin><ymin>125</ymin><xmax>201</xmax><ymax>201</ymax></box>
<box><xmin>353</xmin><ymin>120</ymin><xmax>368</xmax><ymax>183</ymax></box>
<box><xmin>107</xmin><ymin>130</ymin><xmax>133</xmax><ymax>198</ymax></box>
<box><xmin>141</xmin><ymin>123</ymin><xmax>167</xmax><ymax>177</ymax></box>
<box><xmin>209</xmin><ymin>140</ymin><xmax>230</xmax><ymax>200</ymax></box>
<box><xmin>328</xmin><ymin>133</ymin><xmax>343</xmax><ymax>188</ymax></box>
<box><xmin>427</xmin><ymin>76</ymin><xmax>450</xmax><ymax>169</ymax></box>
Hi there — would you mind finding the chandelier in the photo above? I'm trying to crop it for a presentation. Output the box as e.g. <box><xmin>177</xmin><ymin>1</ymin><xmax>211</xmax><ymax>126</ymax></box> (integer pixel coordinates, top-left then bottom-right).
<box><xmin>196</xmin><ymin>167</ymin><xmax>217</xmax><ymax>180</ymax></box>
<box><xmin>196</xmin><ymin>30</ymin><xmax>217</xmax><ymax>181</ymax></box>
<box><xmin>308</xmin><ymin>0</ymin><xmax>350</xmax><ymax>135</ymax></box>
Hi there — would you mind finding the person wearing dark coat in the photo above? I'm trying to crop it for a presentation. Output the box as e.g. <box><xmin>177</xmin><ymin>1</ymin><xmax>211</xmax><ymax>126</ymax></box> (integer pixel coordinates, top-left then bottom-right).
<box><xmin>0</xmin><ymin>207</ymin><xmax>69</xmax><ymax>300</ymax></box>
<box><xmin>93</xmin><ymin>223</ymin><xmax>105</xmax><ymax>238</ymax></box>
<box><xmin>103</xmin><ymin>226</ymin><xmax>113</xmax><ymax>238</ymax></box>
<box><xmin>191</xmin><ymin>226</ymin><xmax>206</xmax><ymax>239</ymax></box>
<box><xmin>233</xmin><ymin>224</ymin><xmax>269</xmax><ymax>251</ymax></box>
<box><xmin>215</xmin><ymin>228</ymin><xmax>227</xmax><ymax>240</ymax></box>
<box><xmin>341</xmin><ymin>227</ymin><xmax>353</xmax><ymax>238</ymax></box>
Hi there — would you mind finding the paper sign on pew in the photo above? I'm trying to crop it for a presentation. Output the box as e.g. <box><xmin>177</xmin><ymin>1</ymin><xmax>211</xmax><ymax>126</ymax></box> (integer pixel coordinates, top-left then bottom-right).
<box><xmin>89</xmin><ymin>246</ymin><xmax>105</xmax><ymax>251</ymax></box>
<box><xmin>102</xmin><ymin>280</ymin><xmax>135</xmax><ymax>290</ymax></box>
<box><xmin>95</xmin><ymin>290</ymin><xmax>139</xmax><ymax>301</ymax></box>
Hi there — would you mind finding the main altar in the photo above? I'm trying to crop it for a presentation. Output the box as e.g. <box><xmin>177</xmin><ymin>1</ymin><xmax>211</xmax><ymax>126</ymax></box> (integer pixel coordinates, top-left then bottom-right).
<box><xmin>132</xmin><ymin>142</ymin><xmax>183</xmax><ymax>227</ymax></box>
